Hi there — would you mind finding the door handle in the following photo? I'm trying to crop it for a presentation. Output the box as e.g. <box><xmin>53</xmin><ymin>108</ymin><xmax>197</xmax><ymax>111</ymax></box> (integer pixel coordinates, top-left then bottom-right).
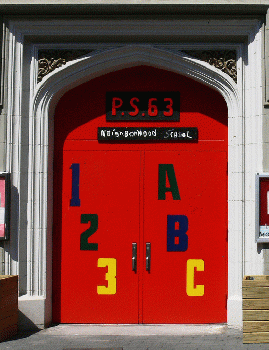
<box><xmin>146</xmin><ymin>242</ymin><xmax>151</xmax><ymax>272</ymax></box>
<box><xmin>132</xmin><ymin>243</ymin><xmax>137</xmax><ymax>272</ymax></box>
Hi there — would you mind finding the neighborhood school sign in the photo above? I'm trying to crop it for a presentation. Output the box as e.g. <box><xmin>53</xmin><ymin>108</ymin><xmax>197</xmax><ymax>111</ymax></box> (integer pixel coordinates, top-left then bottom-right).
<box><xmin>98</xmin><ymin>127</ymin><xmax>198</xmax><ymax>141</ymax></box>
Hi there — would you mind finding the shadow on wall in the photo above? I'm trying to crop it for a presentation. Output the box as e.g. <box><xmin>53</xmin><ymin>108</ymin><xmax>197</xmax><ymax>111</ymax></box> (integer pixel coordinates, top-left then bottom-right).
<box><xmin>0</xmin><ymin>311</ymin><xmax>40</xmax><ymax>343</ymax></box>
<box><xmin>18</xmin><ymin>311</ymin><xmax>41</xmax><ymax>334</ymax></box>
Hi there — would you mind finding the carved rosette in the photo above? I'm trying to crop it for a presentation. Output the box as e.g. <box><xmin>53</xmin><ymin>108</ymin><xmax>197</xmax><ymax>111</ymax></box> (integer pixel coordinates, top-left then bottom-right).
<box><xmin>38</xmin><ymin>50</ymin><xmax>92</xmax><ymax>82</ymax></box>
<box><xmin>183</xmin><ymin>50</ymin><xmax>237</xmax><ymax>83</ymax></box>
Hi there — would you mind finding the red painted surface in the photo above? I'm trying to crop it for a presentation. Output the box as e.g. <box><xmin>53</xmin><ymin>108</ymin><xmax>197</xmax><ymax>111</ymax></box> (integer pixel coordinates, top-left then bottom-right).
<box><xmin>61</xmin><ymin>151</ymin><xmax>140</xmax><ymax>323</ymax></box>
<box><xmin>143</xmin><ymin>151</ymin><xmax>227</xmax><ymax>323</ymax></box>
<box><xmin>0</xmin><ymin>178</ymin><xmax>6</xmax><ymax>238</ymax></box>
<box><xmin>53</xmin><ymin>66</ymin><xmax>228</xmax><ymax>324</ymax></box>
<box><xmin>260</xmin><ymin>179</ymin><xmax>269</xmax><ymax>226</ymax></box>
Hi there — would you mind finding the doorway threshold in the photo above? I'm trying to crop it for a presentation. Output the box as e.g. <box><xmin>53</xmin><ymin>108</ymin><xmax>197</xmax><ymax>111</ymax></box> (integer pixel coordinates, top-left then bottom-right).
<box><xmin>47</xmin><ymin>324</ymin><xmax>229</xmax><ymax>336</ymax></box>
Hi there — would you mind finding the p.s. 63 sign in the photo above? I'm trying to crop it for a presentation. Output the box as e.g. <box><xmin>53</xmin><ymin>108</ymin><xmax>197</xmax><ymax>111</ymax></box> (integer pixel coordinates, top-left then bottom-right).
<box><xmin>106</xmin><ymin>92</ymin><xmax>180</xmax><ymax>121</ymax></box>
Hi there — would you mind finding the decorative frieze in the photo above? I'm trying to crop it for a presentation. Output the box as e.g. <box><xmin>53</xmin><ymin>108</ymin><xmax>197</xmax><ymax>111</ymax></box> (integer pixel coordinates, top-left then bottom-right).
<box><xmin>183</xmin><ymin>50</ymin><xmax>237</xmax><ymax>83</ymax></box>
<box><xmin>38</xmin><ymin>49</ymin><xmax>237</xmax><ymax>83</ymax></box>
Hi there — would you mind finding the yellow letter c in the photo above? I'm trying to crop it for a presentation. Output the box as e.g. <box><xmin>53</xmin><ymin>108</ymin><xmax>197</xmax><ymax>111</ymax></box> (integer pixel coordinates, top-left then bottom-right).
<box><xmin>186</xmin><ymin>259</ymin><xmax>204</xmax><ymax>296</ymax></box>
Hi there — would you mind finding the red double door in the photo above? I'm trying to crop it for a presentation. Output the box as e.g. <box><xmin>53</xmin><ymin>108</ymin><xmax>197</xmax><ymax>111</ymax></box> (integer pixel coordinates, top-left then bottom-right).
<box><xmin>59</xmin><ymin>148</ymin><xmax>227</xmax><ymax>324</ymax></box>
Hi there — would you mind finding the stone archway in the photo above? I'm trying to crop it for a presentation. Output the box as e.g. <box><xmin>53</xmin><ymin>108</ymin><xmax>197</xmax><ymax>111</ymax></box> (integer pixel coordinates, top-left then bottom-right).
<box><xmin>29</xmin><ymin>44</ymin><xmax>240</xmax><ymax>327</ymax></box>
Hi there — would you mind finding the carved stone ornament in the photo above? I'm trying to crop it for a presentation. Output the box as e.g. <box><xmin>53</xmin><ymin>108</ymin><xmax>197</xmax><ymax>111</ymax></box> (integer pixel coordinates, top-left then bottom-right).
<box><xmin>38</xmin><ymin>49</ymin><xmax>237</xmax><ymax>84</ymax></box>
<box><xmin>38</xmin><ymin>50</ymin><xmax>92</xmax><ymax>82</ymax></box>
<box><xmin>183</xmin><ymin>50</ymin><xmax>237</xmax><ymax>83</ymax></box>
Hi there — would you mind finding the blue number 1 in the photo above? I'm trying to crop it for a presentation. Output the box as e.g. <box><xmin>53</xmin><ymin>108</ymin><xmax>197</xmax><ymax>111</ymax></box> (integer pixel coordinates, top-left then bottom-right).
<box><xmin>70</xmin><ymin>163</ymin><xmax>81</xmax><ymax>207</ymax></box>
<box><xmin>167</xmin><ymin>215</ymin><xmax>188</xmax><ymax>252</ymax></box>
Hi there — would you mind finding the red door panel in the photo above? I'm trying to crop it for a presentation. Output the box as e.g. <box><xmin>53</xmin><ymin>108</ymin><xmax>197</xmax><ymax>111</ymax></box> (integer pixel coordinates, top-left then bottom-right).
<box><xmin>53</xmin><ymin>67</ymin><xmax>228</xmax><ymax>324</ymax></box>
<box><xmin>60</xmin><ymin>150</ymin><xmax>141</xmax><ymax>323</ymax></box>
<box><xmin>143</xmin><ymin>151</ymin><xmax>227</xmax><ymax>323</ymax></box>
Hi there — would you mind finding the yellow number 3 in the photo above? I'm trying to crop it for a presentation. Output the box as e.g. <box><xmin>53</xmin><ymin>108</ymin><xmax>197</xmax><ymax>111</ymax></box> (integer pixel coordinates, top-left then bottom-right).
<box><xmin>97</xmin><ymin>258</ymin><xmax>117</xmax><ymax>295</ymax></box>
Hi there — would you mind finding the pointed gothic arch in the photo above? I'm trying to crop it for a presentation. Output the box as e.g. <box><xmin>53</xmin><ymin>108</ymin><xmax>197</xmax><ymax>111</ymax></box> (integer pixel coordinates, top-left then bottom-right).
<box><xmin>29</xmin><ymin>44</ymin><xmax>241</xmax><ymax>326</ymax></box>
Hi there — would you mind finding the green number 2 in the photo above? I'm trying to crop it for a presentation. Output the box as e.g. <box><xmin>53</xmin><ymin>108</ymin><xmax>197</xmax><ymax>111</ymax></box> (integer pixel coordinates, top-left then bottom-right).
<box><xmin>80</xmin><ymin>214</ymin><xmax>98</xmax><ymax>251</ymax></box>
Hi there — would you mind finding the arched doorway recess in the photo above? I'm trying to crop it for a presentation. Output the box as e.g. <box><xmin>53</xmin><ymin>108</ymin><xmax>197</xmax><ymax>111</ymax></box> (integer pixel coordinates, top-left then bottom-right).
<box><xmin>53</xmin><ymin>65</ymin><xmax>228</xmax><ymax>323</ymax></box>
<box><xmin>31</xmin><ymin>45</ymin><xmax>240</xmax><ymax>326</ymax></box>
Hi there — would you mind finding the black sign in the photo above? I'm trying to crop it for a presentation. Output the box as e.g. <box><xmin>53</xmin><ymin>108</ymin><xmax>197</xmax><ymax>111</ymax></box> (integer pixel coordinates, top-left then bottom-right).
<box><xmin>106</xmin><ymin>92</ymin><xmax>180</xmax><ymax>121</ymax></box>
<box><xmin>98</xmin><ymin>127</ymin><xmax>198</xmax><ymax>142</ymax></box>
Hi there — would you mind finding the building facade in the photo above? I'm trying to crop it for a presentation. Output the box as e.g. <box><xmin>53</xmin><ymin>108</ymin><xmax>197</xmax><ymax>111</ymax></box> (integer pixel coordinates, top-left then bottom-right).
<box><xmin>0</xmin><ymin>0</ymin><xmax>268</xmax><ymax>329</ymax></box>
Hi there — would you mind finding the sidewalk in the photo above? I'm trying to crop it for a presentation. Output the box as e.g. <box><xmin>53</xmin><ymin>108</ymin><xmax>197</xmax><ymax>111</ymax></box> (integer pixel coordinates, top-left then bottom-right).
<box><xmin>0</xmin><ymin>324</ymin><xmax>268</xmax><ymax>350</ymax></box>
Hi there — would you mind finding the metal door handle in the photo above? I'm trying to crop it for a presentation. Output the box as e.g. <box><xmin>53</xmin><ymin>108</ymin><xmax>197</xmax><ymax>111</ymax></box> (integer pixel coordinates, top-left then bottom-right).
<box><xmin>132</xmin><ymin>243</ymin><xmax>137</xmax><ymax>272</ymax></box>
<box><xmin>146</xmin><ymin>242</ymin><xmax>151</xmax><ymax>272</ymax></box>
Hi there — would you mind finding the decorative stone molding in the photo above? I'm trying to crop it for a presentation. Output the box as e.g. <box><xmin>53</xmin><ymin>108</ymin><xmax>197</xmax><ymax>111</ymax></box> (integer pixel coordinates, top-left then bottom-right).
<box><xmin>33</xmin><ymin>44</ymin><xmax>242</xmax><ymax>326</ymax></box>
<box><xmin>183</xmin><ymin>50</ymin><xmax>237</xmax><ymax>83</ymax></box>
<box><xmin>38</xmin><ymin>49</ymin><xmax>237</xmax><ymax>83</ymax></box>
<box><xmin>38</xmin><ymin>50</ymin><xmax>92</xmax><ymax>82</ymax></box>
<box><xmin>5</xmin><ymin>17</ymin><xmax>263</xmax><ymax>329</ymax></box>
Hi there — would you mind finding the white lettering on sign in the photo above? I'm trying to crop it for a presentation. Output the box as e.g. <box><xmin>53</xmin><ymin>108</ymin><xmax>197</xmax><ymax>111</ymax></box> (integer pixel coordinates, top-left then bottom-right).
<box><xmin>98</xmin><ymin>127</ymin><xmax>198</xmax><ymax>142</ymax></box>
<box><xmin>164</xmin><ymin>129</ymin><xmax>193</xmax><ymax>140</ymax></box>
<box><xmin>260</xmin><ymin>226</ymin><xmax>269</xmax><ymax>237</ymax></box>
<box><xmin>101</xmin><ymin>128</ymin><xmax>157</xmax><ymax>138</ymax></box>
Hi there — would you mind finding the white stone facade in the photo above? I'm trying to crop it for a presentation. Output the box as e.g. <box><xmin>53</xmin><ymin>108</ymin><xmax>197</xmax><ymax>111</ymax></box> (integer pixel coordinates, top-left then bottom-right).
<box><xmin>0</xmin><ymin>12</ymin><xmax>267</xmax><ymax>329</ymax></box>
